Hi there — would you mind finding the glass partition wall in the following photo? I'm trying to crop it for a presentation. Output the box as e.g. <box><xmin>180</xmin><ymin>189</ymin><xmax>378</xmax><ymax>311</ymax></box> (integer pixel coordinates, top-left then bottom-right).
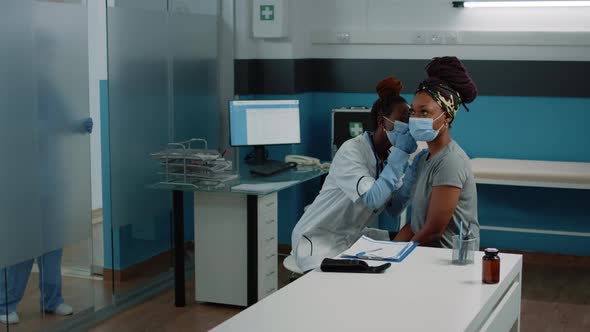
<box><xmin>105</xmin><ymin>0</ymin><xmax>220</xmax><ymax>302</ymax></box>
<box><xmin>1</xmin><ymin>0</ymin><xmax>221</xmax><ymax>330</ymax></box>
<box><xmin>0</xmin><ymin>1</ymin><xmax>95</xmax><ymax>331</ymax></box>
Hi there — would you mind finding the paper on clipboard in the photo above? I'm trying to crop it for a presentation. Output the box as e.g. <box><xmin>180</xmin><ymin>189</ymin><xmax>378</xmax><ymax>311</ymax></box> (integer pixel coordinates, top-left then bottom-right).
<box><xmin>341</xmin><ymin>236</ymin><xmax>416</xmax><ymax>262</ymax></box>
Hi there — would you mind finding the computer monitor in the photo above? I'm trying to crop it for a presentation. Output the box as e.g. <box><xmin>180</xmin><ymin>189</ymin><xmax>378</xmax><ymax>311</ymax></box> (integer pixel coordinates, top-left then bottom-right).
<box><xmin>229</xmin><ymin>100</ymin><xmax>301</xmax><ymax>165</ymax></box>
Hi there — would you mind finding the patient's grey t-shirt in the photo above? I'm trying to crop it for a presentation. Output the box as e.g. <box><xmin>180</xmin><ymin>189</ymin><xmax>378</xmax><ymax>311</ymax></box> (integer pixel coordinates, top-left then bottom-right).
<box><xmin>410</xmin><ymin>140</ymin><xmax>479</xmax><ymax>248</ymax></box>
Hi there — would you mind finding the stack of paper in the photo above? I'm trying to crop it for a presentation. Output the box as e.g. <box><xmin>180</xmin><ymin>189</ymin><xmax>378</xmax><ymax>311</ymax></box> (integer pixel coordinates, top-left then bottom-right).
<box><xmin>341</xmin><ymin>236</ymin><xmax>417</xmax><ymax>262</ymax></box>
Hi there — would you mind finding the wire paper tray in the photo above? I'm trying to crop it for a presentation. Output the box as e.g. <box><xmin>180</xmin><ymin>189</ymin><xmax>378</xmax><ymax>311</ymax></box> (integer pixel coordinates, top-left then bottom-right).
<box><xmin>160</xmin><ymin>161</ymin><xmax>232</xmax><ymax>173</ymax></box>
<box><xmin>150</xmin><ymin>138</ymin><xmax>220</xmax><ymax>161</ymax></box>
<box><xmin>151</xmin><ymin>138</ymin><xmax>236</xmax><ymax>189</ymax></box>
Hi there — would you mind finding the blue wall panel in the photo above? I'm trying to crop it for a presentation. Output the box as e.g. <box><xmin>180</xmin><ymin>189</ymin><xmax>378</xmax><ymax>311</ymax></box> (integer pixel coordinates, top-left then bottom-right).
<box><xmin>101</xmin><ymin>79</ymin><xmax>197</xmax><ymax>270</ymax></box>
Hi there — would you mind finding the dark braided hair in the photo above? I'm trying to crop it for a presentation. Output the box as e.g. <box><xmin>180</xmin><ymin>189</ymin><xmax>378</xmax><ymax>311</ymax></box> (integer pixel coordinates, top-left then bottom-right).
<box><xmin>425</xmin><ymin>56</ymin><xmax>477</xmax><ymax>104</ymax></box>
<box><xmin>426</xmin><ymin>56</ymin><xmax>477</xmax><ymax>104</ymax></box>
<box><xmin>370</xmin><ymin>76</ymin><xmax>407</xmax><ymax>128</ymax></box>
<box><xmin>414</xmin><ymin>57</ymin><xmax>477</xmax><ymax>127</ymax></box>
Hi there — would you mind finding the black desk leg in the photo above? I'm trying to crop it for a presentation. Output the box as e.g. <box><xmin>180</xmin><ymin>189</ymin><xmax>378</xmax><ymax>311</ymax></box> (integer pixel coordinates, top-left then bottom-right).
<box><xmin>246</xmin><ymin>195</ymin><xmax>258</xmax><ymax>307</ymax></box>
<box><xmin>173</xmin><ymin>190</ymin><xmax>185</xmax><ymax>307</ymax></box>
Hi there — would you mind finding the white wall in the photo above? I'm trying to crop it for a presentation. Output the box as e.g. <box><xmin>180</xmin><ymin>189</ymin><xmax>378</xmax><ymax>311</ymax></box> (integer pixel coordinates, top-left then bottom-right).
<box><xmin>88</xmin><ymin>0</ymin><xmax>107</xmax><ymax>209</ymax></box>
<box><xmin>236</xmin><ymin>0</ymin><xmax>590</xmax><ymax>60</ymax></box>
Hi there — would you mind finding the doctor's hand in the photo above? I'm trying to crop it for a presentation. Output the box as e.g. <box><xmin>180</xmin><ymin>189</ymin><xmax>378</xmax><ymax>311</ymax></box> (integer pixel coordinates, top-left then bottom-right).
<box><xmin>409</xmin><ymin>149</ymin><xmax>428</xmax><ymax>175</ymax></box>
<box><xmin>400</xmin><ymin>148</ymin><xmax>428</xmax><ymax>193</ymax></box>
<box><xmin>393</xmin><ymin>126</ymin><xmax>417</xmax><ymax>154</ymax></box>
<box><xmin>83</xmin><ymin>117</ymin><xmax>93</xmax><ymax>134</ymax></box>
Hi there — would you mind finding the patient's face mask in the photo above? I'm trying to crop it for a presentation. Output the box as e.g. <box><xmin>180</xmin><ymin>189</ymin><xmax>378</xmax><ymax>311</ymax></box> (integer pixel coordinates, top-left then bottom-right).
<box><xmin>409</xmin><ymin>112</ymin><xmax>445</xmax><ymax>142</ymax></box>
<box><xmin>382</xmin><ymin>117</ymin><xmax>408</xmax><ymax>146</ymax></box>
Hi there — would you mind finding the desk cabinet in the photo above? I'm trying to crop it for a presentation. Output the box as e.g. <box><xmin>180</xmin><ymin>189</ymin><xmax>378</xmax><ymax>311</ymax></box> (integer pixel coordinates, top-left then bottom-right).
<box><xmin>480</xmin><ymin>281</ymin><xmax>521</xmax><ymax>332</ymax></box>
<box><xmin>194</xmin><ymin>192</ymin><xmax>278</xmax><ymax>306</ymax></box>
<box><xmin>154</xmin><ymin>167</ymin><xmax>327</xmax><ymax>307</ymax></box>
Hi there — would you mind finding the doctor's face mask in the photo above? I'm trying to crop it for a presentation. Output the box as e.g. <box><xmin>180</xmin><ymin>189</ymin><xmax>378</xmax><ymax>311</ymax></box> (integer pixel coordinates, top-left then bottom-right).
<box><xmin>382</xmin><ymin>116</ymin><xmax>408</xmax><ymax>146</ymax></box>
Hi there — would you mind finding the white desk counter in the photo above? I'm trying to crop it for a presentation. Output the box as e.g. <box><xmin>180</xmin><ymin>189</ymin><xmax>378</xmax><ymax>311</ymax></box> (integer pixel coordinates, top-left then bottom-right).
<box><xmin>471</xmin><ymin>158</ymin><xmax>590</xmax><ymax>190</ymax></box>
<box><xmin>470</xmin><ymin>158</ymin><xmax>590</xmax><ymax>239</ymax></box>
<box><xmin>212</xmin><ymin>247</ymin><xmax>523</xmax><ymax>332</ymax></box>
<box><xmin>152</xmin><ymin>166</ymin><xmax>327</xmax><ymax>307</ymax></box>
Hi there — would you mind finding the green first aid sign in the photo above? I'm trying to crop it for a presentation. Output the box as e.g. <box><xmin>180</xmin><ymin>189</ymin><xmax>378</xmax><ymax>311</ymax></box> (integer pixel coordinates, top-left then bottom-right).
<box><xmin>260</xmin><ymin>5</ymin><xmax>275</xmax><ymax>21</ymax></box>
<box><xmin>349</xmin><ymin>122</ymin><xmax>364</xmax><ymax>138</ymax></box>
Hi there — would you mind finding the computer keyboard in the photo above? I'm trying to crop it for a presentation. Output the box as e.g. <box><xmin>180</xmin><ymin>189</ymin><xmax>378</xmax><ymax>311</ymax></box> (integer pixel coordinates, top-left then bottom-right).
<box><xmin>249</xmin><ymin>162</ymin><xmax>298</xmax><ymax>176</ymax></box>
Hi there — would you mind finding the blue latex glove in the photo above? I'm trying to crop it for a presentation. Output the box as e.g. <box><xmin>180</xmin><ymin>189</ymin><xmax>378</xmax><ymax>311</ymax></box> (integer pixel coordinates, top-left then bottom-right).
<box><xmin>84</xmin><ymin>117</ymin><xmax>93</xmax><ymax>134</ymax></box>
<box><xmin>361</xmin><ymin>149</ymin><xmax>409</xmax><ymax>211</ymax></box>
<box><xmin>385</xmin><ymin>148</ymin><xmax>429</xmax><ymax>217</ymax></box>
<box><xmin>393</xmin><ymin>126</ymin><xmax>417</xmax><ymax>154</ymax></box>
<box><xmin>398</xmin><ymin>148</ymin><xmax>428</xmax><ymax>198</ymax></box>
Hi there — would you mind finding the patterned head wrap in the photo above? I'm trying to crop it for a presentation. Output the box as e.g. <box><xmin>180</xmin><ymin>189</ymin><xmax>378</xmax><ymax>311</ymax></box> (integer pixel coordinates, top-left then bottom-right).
<box><xmin>415</xmin><ymin>80</ymin><xmax>468</xmax><ymax>120</ymax></box>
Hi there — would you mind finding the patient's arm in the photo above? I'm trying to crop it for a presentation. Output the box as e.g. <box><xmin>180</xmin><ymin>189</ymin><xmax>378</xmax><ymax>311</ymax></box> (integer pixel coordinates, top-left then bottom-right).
<box><xmin>393</xmin><ymin>223</ymin><xmax>414</xmax><ymax>242</ymax></box>
<box><xmin>411</xmin><ymin>185</ymin><xmax>460</xmax><ymax>245</ymax></box>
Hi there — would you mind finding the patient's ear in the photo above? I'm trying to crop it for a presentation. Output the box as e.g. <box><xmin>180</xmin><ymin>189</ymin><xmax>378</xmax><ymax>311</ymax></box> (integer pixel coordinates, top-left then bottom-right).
<box><xmin>377</xmin><ymin>116</ymin><xmax>386</xmax><ymax>129</ymax></box>
<box><xmin>445</xmin><ymin>114</ymin><xmax>452</xmax><ymax>126</ymax></box>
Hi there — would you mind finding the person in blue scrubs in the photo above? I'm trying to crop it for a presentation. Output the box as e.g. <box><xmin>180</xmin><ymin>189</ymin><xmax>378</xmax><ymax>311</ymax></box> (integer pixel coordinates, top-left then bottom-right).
<box><xmin>0</xmin><ymin>118</ymin><xmax>93</xmax><ymax>325</ymax></box>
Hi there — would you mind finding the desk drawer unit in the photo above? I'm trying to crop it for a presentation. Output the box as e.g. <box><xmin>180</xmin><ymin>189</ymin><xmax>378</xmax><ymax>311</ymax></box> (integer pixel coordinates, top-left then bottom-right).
<box><xmin>257</xmin><ymin>193</ymin><xmax>278</xmax><ymax>300</ymax></box>
<box><xmin>194</xmin><ymin>192</ymin><xmax>278</xmax><ymax>307</ymax></box>
<box><xmin>480</xmin><ymin>281</ymin><xmax>522</xmax><ymax>332</ymax></box>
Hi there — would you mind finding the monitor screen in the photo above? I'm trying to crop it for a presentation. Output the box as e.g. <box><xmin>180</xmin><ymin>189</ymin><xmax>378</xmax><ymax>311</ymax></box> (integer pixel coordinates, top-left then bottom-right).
<box><xmin>229</xmin><ymin>100</ymin><xmax>301</xmax><ymax>146</ymax></box>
